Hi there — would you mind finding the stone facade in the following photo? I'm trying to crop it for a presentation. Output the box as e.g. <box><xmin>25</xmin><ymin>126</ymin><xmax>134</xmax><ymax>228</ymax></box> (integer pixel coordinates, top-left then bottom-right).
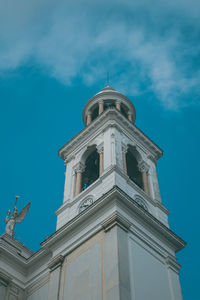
<box><xmin>0</xmin><ymin>86</ymin><xmax>186</xmax><ymax>300</ymax></box>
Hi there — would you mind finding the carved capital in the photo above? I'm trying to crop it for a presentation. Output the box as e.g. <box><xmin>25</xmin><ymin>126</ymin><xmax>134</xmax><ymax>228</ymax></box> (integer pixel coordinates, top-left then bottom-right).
<box><xmin>64</xmin><ymin>155</ymin><xmax>75</xmax><ymax>165</ymax></box>
<box><xmin>96</xmin><ymin>143</ymin><xmax>104</xmax><ymax>154</ymax></box>
<box><xmin>64</xmin><ymin>159</ymin><xmax>68</xmax><ymax>167</ymax></box>
<box><xmin>48</xmin><ymin>255</ymin><xmax>64</xmax><ymax>272</ymax></box>
<box><xmin>147</xmin><ymin>154</ymin><xmax>157</xmax><ymax>165</ymax></box>
<box><xmin>122</xmin><ymin>143</ymin><xmax>128</xmax><ymax>154</ymax></box>
<box><xmin>74</xmin><ymin>162</ymin><xmax>85</xmax><ymax>173</ymax></box>
<box><xmin>138</xmin><ymin>161</ymin><xmax>149</xmax><ymax>172</ymax></box>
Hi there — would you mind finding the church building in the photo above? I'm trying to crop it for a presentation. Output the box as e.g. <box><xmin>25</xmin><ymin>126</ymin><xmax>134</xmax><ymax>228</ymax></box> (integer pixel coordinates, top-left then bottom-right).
<box><xmin>0</xmin><ymin>86</ymin><xmax>186</xmax><ymax>300</ymax></box>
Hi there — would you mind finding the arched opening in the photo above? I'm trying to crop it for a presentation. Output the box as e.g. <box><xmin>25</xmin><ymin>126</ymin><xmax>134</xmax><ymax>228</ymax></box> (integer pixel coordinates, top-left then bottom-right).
<box><xmin>82</xmin><ymin>148</ymin><xmax>100</xmax><ymax>191</ymax></box>
<box><xmin>126</xmin><ymin>148</ymin><xmax>143</xmax><ymax>190</ymax></box>
<box><xmin>104</xmin><ymin>101</ymin><xmax>115</xmax><ymax>111</ymax></box>
<box><xmin>91</xmin><ymin>105</ymin><xmax>99</xmax><ymax>121</ymax></box>
<box><xmin>121</xmin><ymin>103</ymin><xmax>129</xmax><ymax>119</ymax></box>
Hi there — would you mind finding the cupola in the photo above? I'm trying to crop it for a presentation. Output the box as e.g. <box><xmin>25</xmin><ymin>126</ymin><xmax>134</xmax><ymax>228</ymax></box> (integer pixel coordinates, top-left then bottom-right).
<box><xmin>83</xmin><ymin>86</ymin><xmax>136</xmax><ymax>126</ymax></box>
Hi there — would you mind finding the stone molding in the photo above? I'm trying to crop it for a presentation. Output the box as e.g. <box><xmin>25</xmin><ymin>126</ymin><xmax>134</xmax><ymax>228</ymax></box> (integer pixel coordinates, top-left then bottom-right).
<box><xmin>0</xmin><ymin>186</ymin><xmax>182</xmax><ymax>288</ymax></box>
<box><xmin>138</xmin><ymin>161</ymin><xmax>150</xmax><ymax>172</ymax></box>
<box><xmin>147</xmin><ymin>154</ymin><xmax>157</xmax><ymax>165</ymax></box>
<box><xmin>121</xmin><ymin>142</ymin><xmax>128</xmax><ymax>154</ymax></box>
<box><xmin>98</xmin><ymin>100</ymin><xmax>104</xmax><ymax>104</ymax></box>
<box><xmin>58</xmin><ymin>108</ymin><xmax>163</xmax><ymax>163</ymax></box>
<box><xmin>43</xmin><ymin>186</ymin><xmax>186</xmax><ymax>254</ymax></box>
<box><xmin>96</xmin><ymin>143</ymin><xmax>104</xmax><ymax>154</ymax></box>
<box><xmin>74</xmin><ymin>162</ymin><xmax>85</xmax><ymax>173</ymax></box>
<box><xmin>116</xmin><ymin>100</ymin><xmax>121</xmax><ymax>105</ymax></box>
<box><xmin>165</xmin><ymin>255</ymin><xmax>181</xmax><ymax>273</ymax></box>
<box><xmin>48</xmin><ymin>255</ymin><xmax>64</xmax><ymax>272</ymax></box>
<box><xmin>102</xmin><ymin>212</ymin><xmax>131</xmax><ymax>233</ymax></box>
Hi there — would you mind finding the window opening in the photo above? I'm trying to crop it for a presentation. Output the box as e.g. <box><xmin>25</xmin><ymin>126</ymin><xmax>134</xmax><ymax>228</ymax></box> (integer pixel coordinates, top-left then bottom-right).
<box><xmin>91</xmin><ymin>106</ymin><xmax>99</xmax><ymax>121</ymax></box>
<box><xmin>82</xmin><ymin>149</ymin><xmax>100</xmax><ymax>191</ymax></box>
<box><xmin>121</xmin><ymin>103</ymin><xmax>128</xmax><ymax>119</ymax></box>
<box><xmin>104</xmin><ymin>101</ymin><xmax>115</xmax><ymax>110</ymax></box>
<box><xmin>126</xmin><ymin>150</ymin><xmax>143</xmax><ymax>190</ymax></box>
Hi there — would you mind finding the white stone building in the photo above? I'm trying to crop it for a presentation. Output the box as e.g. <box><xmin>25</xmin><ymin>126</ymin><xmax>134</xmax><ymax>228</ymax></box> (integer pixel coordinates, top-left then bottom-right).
<box><xmin>0</xmin><ymin>86</ymin><xmax>186</xmax><ymax>300</ymax></box>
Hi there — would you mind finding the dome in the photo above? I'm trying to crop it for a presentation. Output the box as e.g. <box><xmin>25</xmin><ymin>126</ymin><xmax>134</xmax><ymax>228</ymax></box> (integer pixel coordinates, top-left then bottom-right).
<box><xmin>83</xmin><ymin>86</ymin><xmax>136</xmax><ymax>126</ymax></box>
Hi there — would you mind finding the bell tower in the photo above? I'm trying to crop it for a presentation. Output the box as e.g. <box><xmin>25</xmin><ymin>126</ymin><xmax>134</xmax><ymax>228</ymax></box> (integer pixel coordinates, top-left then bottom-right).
<box><xmin>57</xmin><ymin>86</ymin><xmax>167</xmax><ymax>230</ymax></box>
<box><xmin>53</xmin><ymin>86</ymin><xmax>186</xmax><ymax>300</ymax></box>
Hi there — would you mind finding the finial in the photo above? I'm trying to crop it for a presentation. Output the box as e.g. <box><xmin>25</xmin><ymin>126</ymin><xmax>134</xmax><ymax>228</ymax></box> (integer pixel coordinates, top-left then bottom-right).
<box><xmin>107</xmin><ymin>72</ymin><xmax>110</xmax><ymax>86</ymax></box>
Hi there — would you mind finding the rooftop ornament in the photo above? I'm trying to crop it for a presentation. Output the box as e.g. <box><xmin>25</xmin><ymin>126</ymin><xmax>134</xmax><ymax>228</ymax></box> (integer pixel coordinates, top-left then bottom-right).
<box><xmin>4</xmin><ymin>196</ymin><xmax>31</xmax><ymax>238</ymax></box>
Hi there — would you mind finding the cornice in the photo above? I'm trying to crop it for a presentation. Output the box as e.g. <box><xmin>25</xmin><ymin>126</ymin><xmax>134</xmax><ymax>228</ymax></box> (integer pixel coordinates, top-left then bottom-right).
<box><xmin>0</xmin><ymin>234</ymin><xmax>51</xmax><ymax>272</ymax></box>
<box><xmin>0</xmin><ymin>234</ymin><xmax>34</xmax><ymax>257</ymax></box>
<box><xmin>165</xmin><ymin>255</ymin><xmax>181</xmax><ymax>273</ymax></box>
<box><xmin>102</xmin><ymin>211</ymin><xmax>132</xmax><ymax>232</ymax></box>
<box><xmin>58</xmin><ymin>108</ymin><xmax>163</xmax><ymax>161</ymax></box>
<box><xmin>48</xmin><ymin>255</ymin><xmax>64</xmax><ymax>272</ymax></box>
<box><xmin>42</xmin><ymin>186</ymin><xmax>186</xmax><ymax>253</ymax></box>
<box><xmin>0</xmin><ymin>188</ymin><xmax>184</xmax><ymax>285</ymax></box>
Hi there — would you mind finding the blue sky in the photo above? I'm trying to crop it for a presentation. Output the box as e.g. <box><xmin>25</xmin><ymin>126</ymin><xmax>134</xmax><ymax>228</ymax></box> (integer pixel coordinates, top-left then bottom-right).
<box><xmin>0</xmin><ymin>1</ymin><xmax>199</xmax><ymax>299</ymax></box>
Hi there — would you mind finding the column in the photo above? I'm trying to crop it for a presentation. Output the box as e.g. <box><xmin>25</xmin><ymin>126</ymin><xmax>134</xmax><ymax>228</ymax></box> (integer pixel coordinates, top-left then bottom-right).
<box><xmin>48</xmin><ymin>255</ymin><xmax>64</xmax><ymax>300</ymax></box>
<box><xmin>98</xmin><ymin>101</ymin><xmax>104</xmax><ymax>115</ymax></box>
<box><xmin>122</xmin><ymin>144</ymin><xmax>128</xmax><ymax>174</ymax></box>
<box><xmin>97</xmin><ymin>144</ymin><xmax>104</xmax><ymax>175</ymax></box>
<box><xmin>116</xmin><ymin>101</ymin><xmax>121</xmax><ymax>111</ymax></box>
<box><xmin>147</xmin><ymin>170</ymin><xmax>154</xmax><ymax>199</ymax></box>
<box><xmin>128</xmin><ymin>112</ymin><xmax>133</xmax><ymax>122</ymax></box>
<box><xmin>138</xmin><ymin>161</ymin><xmax>150</xmax><ymax>196</ymax></box>
<box><xmin>86</xmin><ymin>112</ymin><xmax>92</xmax><ymax>126</ymax></box>
<box><xmin>74</xmin><ymin>163</ymin><xmax>85</xmax><ymax>196</ymax></box>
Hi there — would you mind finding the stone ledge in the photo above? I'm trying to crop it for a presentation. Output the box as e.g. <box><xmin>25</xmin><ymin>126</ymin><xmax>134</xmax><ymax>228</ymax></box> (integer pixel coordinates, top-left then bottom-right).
<box><xmin>102</xmin><ymin>211</ymin><xmax>131</xmax><ymax>232</ymax></box>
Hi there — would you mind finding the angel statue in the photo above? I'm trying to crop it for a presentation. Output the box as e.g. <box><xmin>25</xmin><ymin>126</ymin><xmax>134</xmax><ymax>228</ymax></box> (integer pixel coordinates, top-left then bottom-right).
<box><xmin>5</xmin><ymin>196</ymin><xmax>31</xmax><ymax>237</ymax></box>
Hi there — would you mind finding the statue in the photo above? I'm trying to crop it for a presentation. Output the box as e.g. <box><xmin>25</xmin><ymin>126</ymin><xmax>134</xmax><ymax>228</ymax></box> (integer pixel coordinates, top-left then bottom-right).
<box><xmin>5</xmin><ymin>196</ymin><xmax>31</xmax><ymax>238</ymax></box>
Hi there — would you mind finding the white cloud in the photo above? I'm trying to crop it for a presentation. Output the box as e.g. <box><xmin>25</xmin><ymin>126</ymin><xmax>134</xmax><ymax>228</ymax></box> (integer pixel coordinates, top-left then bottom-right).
<box><xmin>0</xmin><ymin>0</ymin><xmax>199</xmax><ymax>109</ymax></box>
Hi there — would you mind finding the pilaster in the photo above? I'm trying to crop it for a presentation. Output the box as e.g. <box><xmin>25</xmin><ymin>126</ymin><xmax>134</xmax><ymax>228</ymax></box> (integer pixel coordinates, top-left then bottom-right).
<box><xmin>102</xmin><ymin>213</ymin><xmax>131</xmax><ymax>300</ymax></box>
<box><xmin>48</xmin><ymin>255</ymin><xmax>64</xmax><ymax>300</ymax></box>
